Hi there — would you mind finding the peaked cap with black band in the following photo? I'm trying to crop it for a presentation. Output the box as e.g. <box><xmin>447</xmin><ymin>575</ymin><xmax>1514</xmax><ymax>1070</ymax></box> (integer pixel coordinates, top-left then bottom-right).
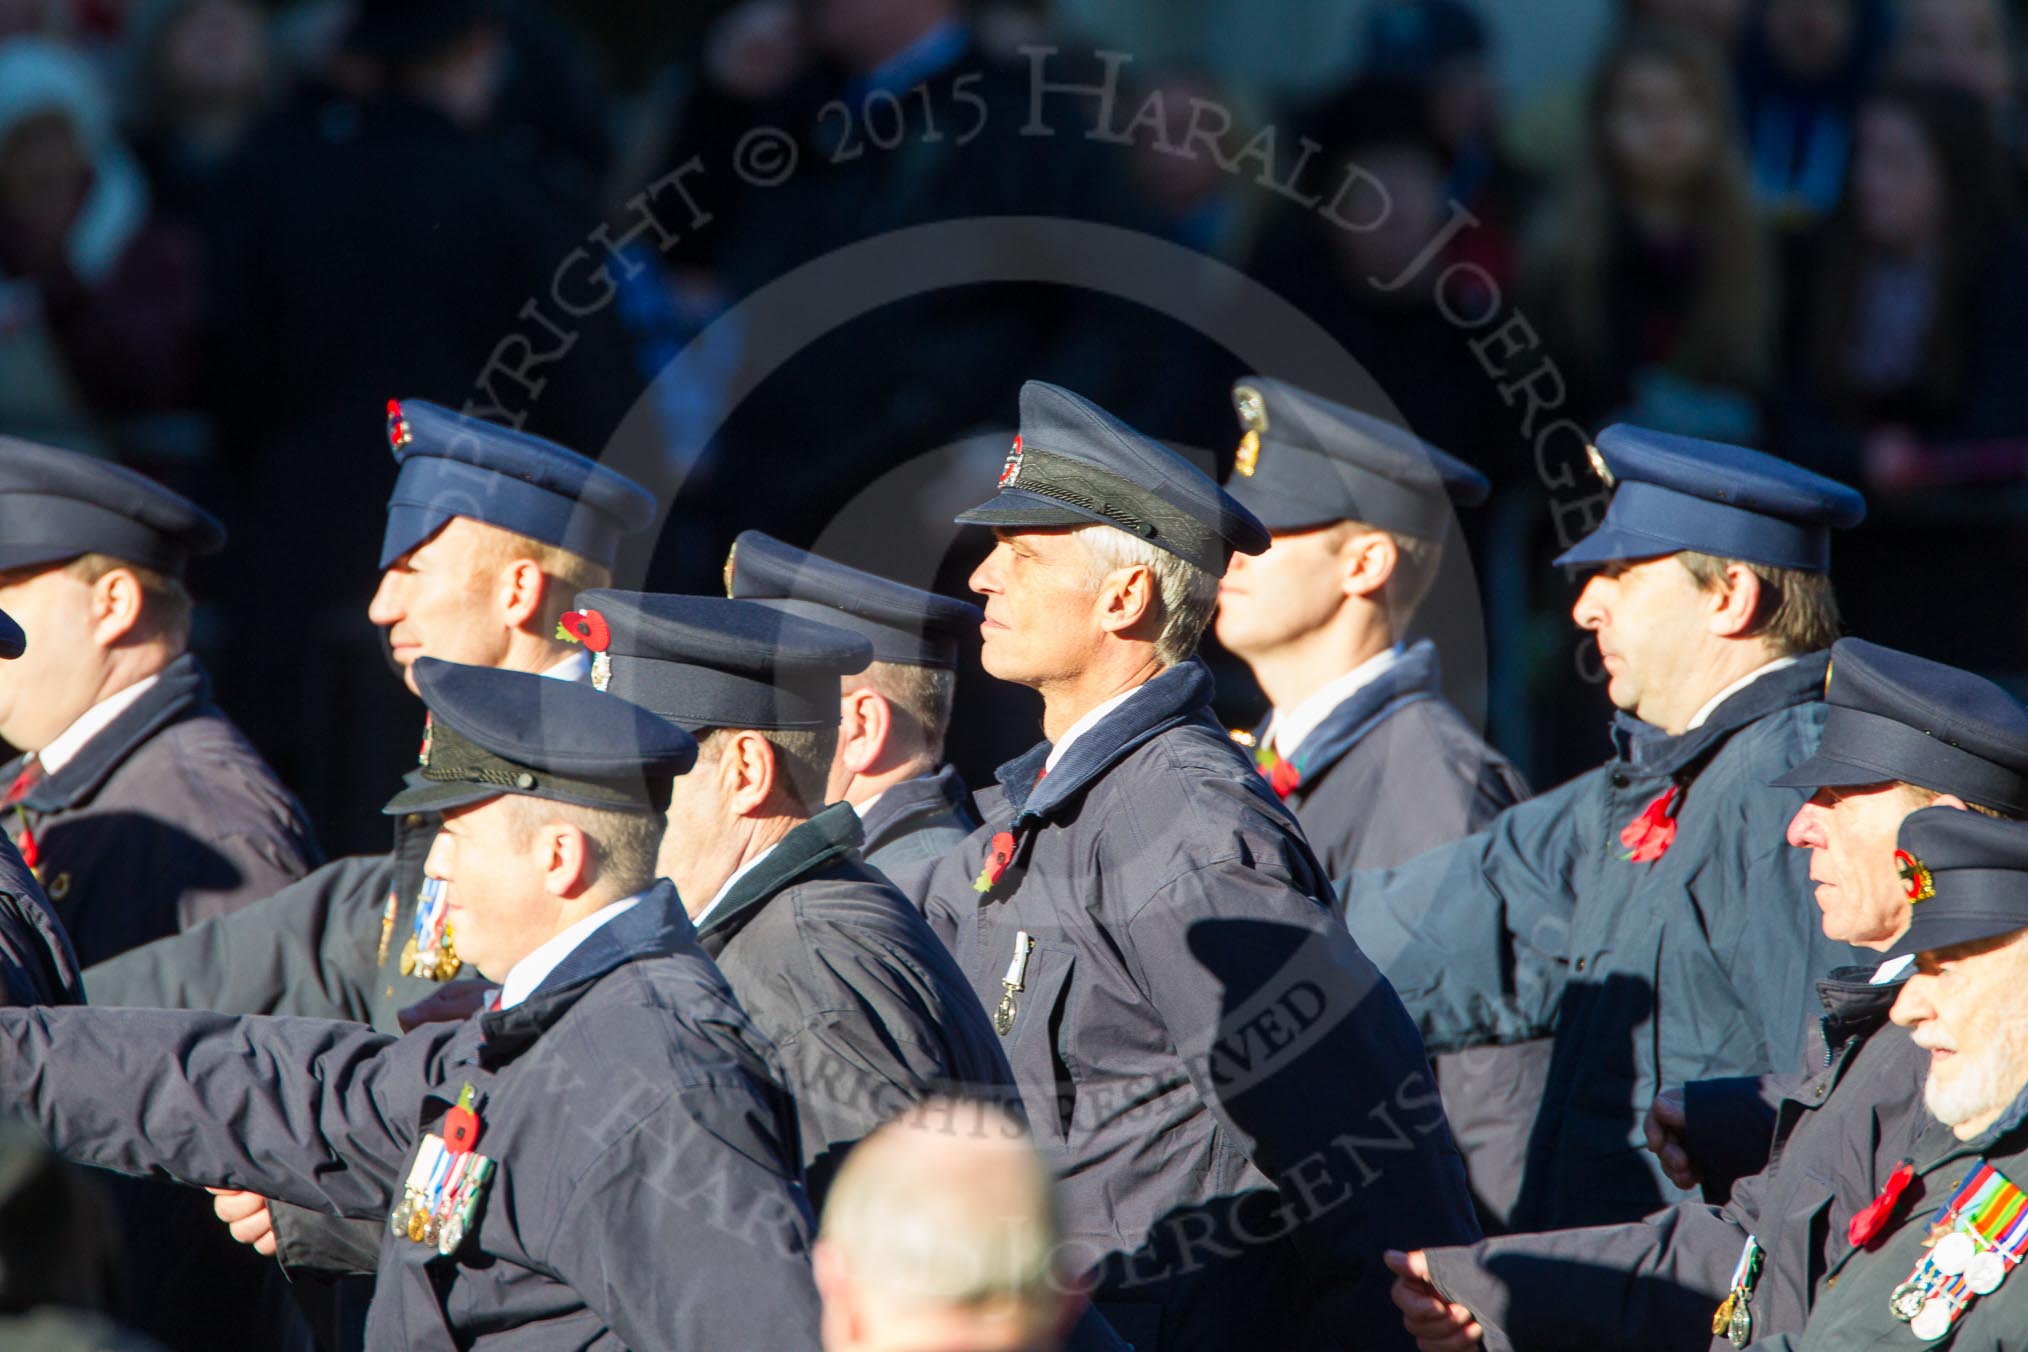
<box><xmin>1773</xmin><ymin>639</ymin><xmax>2028</xmax><ymax>815</ymax></box>
<box><xmin>383</xmin><ymin>659</ymin><xmax>696</xmax><ymax>816</ymax></box>
<box><xmin>1888</xmin><ymin>808</ymin><xmax>2028</xmax><ymax>958</ymax></box>
<box><xmin>1222</xmin><ymin>376</ymin><xmax>1489</xmax><ymax>538</ymax></box>
<box><xmin>954</xmin><ymin>380</ymin><xmax>1269</xmax><ymax>576</ymax></box>
<box><xmin>571</xmin><ymin>591</ymin><xmax>873</xmax><ymax>732</ymax></box>
<box><xmin>381</xmin><ymin>399</ymin><xmax>657</xmax><ymax>571</ymax></box>
<box><xmin>724</xmin><ymin>530</ymin><xmax>981</xmax><ymax>669</ymax></box>
<box><xmin>0</xmin><ymin>435</ymin><xmax>224</xmax><ymax>577</ymax></box>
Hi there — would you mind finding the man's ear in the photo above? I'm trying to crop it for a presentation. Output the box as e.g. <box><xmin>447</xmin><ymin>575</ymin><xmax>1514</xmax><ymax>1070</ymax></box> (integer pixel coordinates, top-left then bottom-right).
<box><xmin>838</xmin><ymin>687</ymin><xmax>890</xmax><ymax>775</ymax></box>
<box><xmin>1931</xmin><ymin>792</ymin><xmax>1970</xmax><ymax>812</ymax></box>
<box><xmin>539</xmin><ymin>819</ymin><xmax>595</xmax><ymax>897</ymax></box>
<box><xmin>1094</xmin><ymin>562</ymin><xmax>1157</xmax><ymax>637</ymax></box>
<box><xmin>499</xmin><ymin>558</ymin><xmax>548</xmax><ymax>631</ymax></box>
<box><xmin>1703</xmin><ymin>562</ymin><xmax>1763</xmax><ymax>639</ymax></box>
<box><xmin>720</xmin><ymin>730</ymin><xmax>778</xmax><ymax>817</ymax></box>
<box><xmin>1340</xmin><ymin>530</ymin><xmax>1399</xmax><ymax>602</ymax></box>
<box><xmin>89</xmin><ymin>567</ymin><xmax>148</xmax><ymax>647</ymax></box>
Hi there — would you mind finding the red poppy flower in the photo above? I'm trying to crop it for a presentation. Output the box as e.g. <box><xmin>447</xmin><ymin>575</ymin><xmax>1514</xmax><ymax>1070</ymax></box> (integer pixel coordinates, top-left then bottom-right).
<box><xmin>973</xmin><ymin>831</ymin><xmax>1018</xmax><ymax>894</ymax></box>
<box><xmin>1848</xmin><ymin>1159</ymin><xmax>1915</xmax><ymax>1246</ymax></box>
<box><xmin>556</xmin><ymin>609</ymin><xmax>611</xmax><ymax>652</ymax></box>
<box><xmin>14</xmin><ymin>827</ymin><xmax>36</xmax><ymax>872</ymax></box>
<box><xmin>1267</xmin><ymin>757</ymin><xmax>1301</xmax><ymax>799</ymax></box>
<box><xmin>1619</xmin><ymin>786</ymin><xmax>1680</xmax><ymax>863</ymax></box>
<box><xmin>443</xmin><ymin>1103</ymin><xmax>482</xmax><ymax>1155</ymax></box>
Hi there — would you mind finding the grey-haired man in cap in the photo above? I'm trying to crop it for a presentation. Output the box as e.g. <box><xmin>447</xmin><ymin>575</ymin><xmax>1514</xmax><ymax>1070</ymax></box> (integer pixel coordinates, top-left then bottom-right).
<box><xmin>1213</xmin><ymin>377</ymin><xmax>1538</xmax><ymax>1229</ymax></box>
<box><xmin>917</xmin><ymin>380</ymin><xmax>1479</xmax><ymax>1352</ymax></box>
<box><xmin>1390</xmin><ymin>637</ymin><xmax>2028</xmax><ymax>1351</ymax></box>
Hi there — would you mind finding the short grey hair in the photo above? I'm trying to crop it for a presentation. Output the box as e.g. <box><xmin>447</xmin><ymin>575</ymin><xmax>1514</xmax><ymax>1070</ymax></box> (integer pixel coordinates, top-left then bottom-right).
<box><xmin>1075</xmin><ymin>525</ymin><xmax>1219</xmax><ymax>667</ymax></box>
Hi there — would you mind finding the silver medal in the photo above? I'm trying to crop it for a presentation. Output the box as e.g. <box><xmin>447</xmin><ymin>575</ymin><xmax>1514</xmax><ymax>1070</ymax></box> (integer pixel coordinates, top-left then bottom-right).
<box><xmin>1966</xmin><ymin>1250</ymin><xmax>2009</xmax><ymax>1296</ymax></box>
<box><xmin>1933</xmin><ymin>1231</ymin><xmax>1976</xmax><ymax>1276</ymax></box>
<box><xmin>1911</xmin><ymin>1297</ymin><xmax>1953</xmax><ymax>1342</ymax></box>
<box><xmin>1891</xmin><ymin>1281</ymin><xmax>1927</xmax><ymax>1321</ymax></box>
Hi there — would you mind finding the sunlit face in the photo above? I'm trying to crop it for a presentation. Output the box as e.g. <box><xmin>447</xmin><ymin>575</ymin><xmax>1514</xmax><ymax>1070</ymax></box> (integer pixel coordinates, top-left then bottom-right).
<box><xmin>1897</xmin><ymin>0</ymin><xmax>2013</xmax><ymax>109</ymax></box>
<box><xmin>422</xmin><ymin>796</ymin><xmax>558</xmax><ymax>982</ymax></box>
<box><xmin>1853</xmin><ymin>102</ymin><xmax>1943</xmax><ymax>253</ymax></box>
<box><xmin>1570</xmin><ymin>555</ymin><xmax>1711</xmax><ymax>729</ymax></box>
<box><xmin>1605</xmin><ymin>57</ymin><xmax>1716</xmax><ymax>196</ymax></box>
<box><xmin>0</xmin><ymin>562</ymin><xmax>104</xmax><ymax>751</ymax></box>
<box><xmin>1785</xmin><ymin>782</ymin><xmax>1932</xmax><ymax>947</ymax></box>
<box><xmin>1215</xmin><ymin>525</ymin><xmax>1358</xmax><ymax>660</ymax></box>
<box><xmin>967</xmin><ymin>529</ymin><xmax>1105</xmax><ymax>690</ymax></box>
<box><xmin>367</xmin><ymin>518</ymin><xmax>514</xmax><ymax>694</ymax></box>
<box><xmin>1893</xmin><ymin>928</ymin><xmax>2028</xmax><ymax>1137</ymax></box>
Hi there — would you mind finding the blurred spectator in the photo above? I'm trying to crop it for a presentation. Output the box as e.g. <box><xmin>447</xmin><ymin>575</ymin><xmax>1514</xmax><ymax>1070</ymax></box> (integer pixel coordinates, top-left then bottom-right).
<box><xmin>1248</xmin><ymin>85</ymin><xmax>1519</xmax><ymax>465</ymax></box>
<box><xmin>1520</xmin><ymin>23</ymin><xmax>1775</xmax><ymax>438</ymax></box>
<box><xmin>119</xmin><ymin>0</ymin><xmax>273</xmax><ymax>216</ymax></box>
<box><xmin>1736</xmin><ymin>0</ymin><xmax>1894</xmax><ymax>226</ymax></box>
<box><xmin>815</xmin><ymin>1100</ymin><xmax>1081</xmax><ymax>1352</ymax></box>
<box><xmin>0</xmin><ymin>35</ymin><xmax>203</xmax><ymax>454</ymax></box>
<box><xmin>1346</xmin><ymin>0</ymin><xmax>1532</xmax><ymax>291</ymax></box>
<box><xmin>1128</xmin><ymin>68</ymin><xmax>1256</xmax><ymax>259</ymax></box>
<box><xmin>1779</xmin><ymin>79</ymin><xmax>2028</xmax><ymax>484</ymax></box>
<box><xmin>197</xmin><ymin>0</ymin><xmax>637</xmax><ymax>851</ymax></box>
<box><xmin>1894</xmin><ymin>0</ymin><xmax>2016</xmax><ymax>109</ymax></box>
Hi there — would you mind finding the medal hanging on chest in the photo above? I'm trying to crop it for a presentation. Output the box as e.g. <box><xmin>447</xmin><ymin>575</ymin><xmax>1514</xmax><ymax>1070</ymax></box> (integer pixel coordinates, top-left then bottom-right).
<box><xmin>389</xmin><ymin>1084</ymin><xmax>495</xmax><ymax>1257</ymax></box>
<box><xmin>399</xmin><ymin>876</ymin><xmax>462</xmax><ymax>981</ymax></box>
<box><xmin>1711</xmin><ymin>1235</ymin><xmax>1763</xmax><ymax>1347</ymax></box>
<box><xmin>1887</xmin><ymin>1161</ymin><xmax>2028</xmax><ymax>1340</ymax></box>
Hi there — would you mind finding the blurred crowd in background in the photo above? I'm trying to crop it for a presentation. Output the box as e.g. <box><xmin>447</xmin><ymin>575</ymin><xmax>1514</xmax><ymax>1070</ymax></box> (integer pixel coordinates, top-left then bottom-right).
<box><xmin>2</xmin><ymin>0</ymin><xmax>2026</xmax><ymax>857</ymax></box>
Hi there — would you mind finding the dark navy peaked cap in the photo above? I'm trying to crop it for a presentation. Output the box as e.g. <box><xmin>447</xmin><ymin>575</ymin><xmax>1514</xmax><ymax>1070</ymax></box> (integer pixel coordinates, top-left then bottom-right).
<box><xmin>1888</xmin><ymin>808</ymin><xmax>2028</xmax><ymax>958</ymax></box>
<box><xmin>1555</xmin><ymin>424</ymin><xmax>1865</xmax><ymax>572</ymax></box>
<box><xmin>1222</xmin><ymin>376</ymin><xmax>1489</xmax><ymax>538</ymax></box>
<box><xmin>574</xmin><ymin>591</ymin><xmax>872</xmax><ymax>732</ymax></box>
<box><xmin>0</xmin><ymin>436</ymin><xmax>224</xmax><ymax>577</ymax></box>
<box><xmin>725</xmin><ymin>530</ymin><xmax>981</xmax><ymax>669</ymax></box>
<box><xmin>384</xmin><ymin>659</ymin><xmax>696</xmax><ymax>815</ymax></box>
<box><xmin>0</xmin><ymin>608</ymin><xmax>20</xmax><ymax>660</ymax></box>
<box><xmin>381</xmin><ymin>399</ymin><xmax>657</xmax><ymax>571</ymax></box>
<box><xmin>955</xmin><ymin>381</ymin><xmax>1270</xmax><ymax>577</ymax></box>
<box><xmin>1774</xmin><ymin>639</ymin><xmax>2028</xmax><ymax>815</ymax></box>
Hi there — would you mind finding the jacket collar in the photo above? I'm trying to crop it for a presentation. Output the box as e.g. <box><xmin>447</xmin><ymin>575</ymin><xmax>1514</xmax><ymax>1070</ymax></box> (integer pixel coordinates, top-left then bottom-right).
<box><xmin>1255</xmin><ymin>639</ymin><xmax>1445</xmax><ymax>778</ymax></box>
<box><xmin>695</xmin><ymin>803</ymin><xmax>865</xmax><ymax>953</ymax></box>
<box><xmin>474</xmin><ymin>879</ymin><xmax>698</xmax><ymax>1066</ymax></box>
<box><xmin>998</xmin><ymin>660</ymin><xmax>1215</xmax><ymax>826</ymax></box>
<box><xmin>14</xmin><ymin>654</ymin><xmax>208</xmax><ymax>811</ymax></box>
<box><xmin>1814</xmin><ymin>965</ymin><xmax>1904</xmax><ymax>1051</ymax></box>
<box><xmin>1608</xmin><ymin>650</ymin><xmax>1828</xmax><ymax>776</ymax></box>
<box><xmin>857</xmin><ymin>764</ymin><xmax>972</xmax><ymax>856</ymax></box>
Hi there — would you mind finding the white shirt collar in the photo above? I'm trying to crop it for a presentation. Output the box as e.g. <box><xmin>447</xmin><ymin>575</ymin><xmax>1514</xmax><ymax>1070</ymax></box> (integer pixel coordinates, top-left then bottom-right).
<box><xmin>1266</xmin><ymin>645</ymin><xmax>1404</xmax><ymax>757</ymax></box>
<box><xmin>495</xmin><ymin>890</ymin><xmax>647</xmax><ymax>1011</ymax></box>
<box><xmin>851</xmin><ymin>790</ymin><xmax>886</xmax><ymax>820</ymax></box>
<box><xmin>543</xmin><ymin>649</ymin><xmax>591</xmax><ymax>683</ymax></box>
<box><xmin>1044</xmin><ymin>682</ymin><xmax>1152</xmax><ymax>774</ymax></box>
<box><xmin>36</xmin><ymin>674</ymin><xmax>163</xmax><ymax>775</ymax></box>
<box><xmin>692</xmin><ymin>843</ymin><xmax>779</xmax><ymax>930</ymax></box>
<box><xmin>1684</xmin><ymin>656</ymin><xmax>1802</xmax><ymax>731</ymax></box>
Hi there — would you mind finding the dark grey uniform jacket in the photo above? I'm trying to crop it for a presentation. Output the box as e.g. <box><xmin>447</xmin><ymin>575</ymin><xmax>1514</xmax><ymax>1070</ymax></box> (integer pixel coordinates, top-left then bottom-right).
<box><xmin>697</xmin><ymin>803</ymin><xmax>1016</xmax><ymax>1202</ymax></box>
<box><xmin>858</xmin><ymin>764</ymin><xmax>978</xmax><ymax>879</ymax></box>
<box><xmin>1343</xmin><ymin>654</ymin><xmax>1873</xmax><ymax>1230</ymax></box>
<box><xmin>1424</xmin><ymin>968</ymin><xmax>1925</xmax><ymax>1351</ymax></box>
<box><xmin>0</xmin><ymin>834</ymin><xmax>79</xmax><ymax>1007</ymax></box>
<box><xmin>4</xmin><ymin>655</ymin><xmax>320</xmax><ymax>968</ymax></box>
<box><xmin>1261</xmin><ymin>640</ymin><xmax>1543</xmax><ymax>1230</ymax></box>
<box><xmin>1751</xmin><ymin>1084</ymin><xmax>2028</xmax><ymax>1350</ymax></box>
<box><xmin>919</xmin><ymin>660</ymin><xmax>1481</xmax><ymax>1352</ymax></box>
<box><xmin>0</xmin><ymin>882</ymin><xmax>825</xmax><ymax>1351</ymax></box>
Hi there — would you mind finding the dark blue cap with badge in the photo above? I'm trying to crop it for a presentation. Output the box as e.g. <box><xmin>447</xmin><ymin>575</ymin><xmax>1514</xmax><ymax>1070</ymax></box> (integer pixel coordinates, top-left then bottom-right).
<box><xmin>954</xmin><ymin>381</ymin><xmax>1270</xmax><ymax>577</ymax></box>
<box><xmin>384</xmin><ymin>658</ymin><xmax>697</xmax><ymax>816</ymax></box>
<box><xmin>381</xmin><ymin>399</ymin><xmax>657</xmax><ymax>571</ymax></box>
<box><xmin>1888</xmin><ymin>808</ymin><xmax>2028</xmax><ymax>958</ymax></box>
<box><xmin>1773</xmin><ymin>639</ymin><xmax>2028</xmax><ymax>815</ymax></box>
<box><xmin>1222</xmin><ymin>376</ymin><xmax>1488</xmax><ymax>538</ymax></box>
<box><xmin>572</xmin><ymin>591</ymin><xmax>872</xmax><ymax>732</ymax></box>
<box><xmin>0</xmin><ymin>608</ymin><xmax>21</xmax><ymax>661</ymax></box>
<box><xmin>1555</xmin><ymin>424</ymin><xmax>1865</xmax><ymax>572</ymax></box>
<box><xmin>0</xmin><ymin>435</ymin><xmax>224</xmax><ymax>577</ymax></box>
<box><xmin>724</xmin><ymin>530</ymin><xmax>981</xmax><ymax>670</ymax></box>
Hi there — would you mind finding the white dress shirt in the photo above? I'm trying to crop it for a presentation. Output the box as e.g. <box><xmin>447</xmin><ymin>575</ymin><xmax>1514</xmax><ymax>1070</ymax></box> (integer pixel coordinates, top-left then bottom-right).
<box><xmin>1044</xmin><ymin>683</ymin><xmax>1152</xmax><ymax>775</ymax></box>
<box><xmin>37</xmin><ymin>674</ymin><xmax>162</xmax><ymax>775</ymax></box>
<box><xmin>1264</xmin><ymin>645</ymin><xmax>1405</xmax><ymax>758</ymax></box>
<box><xmin>494</xmin><ymin>891</ymin><xmax>647</xmax><ymax>1011</ymax></box>
<box><xmin>1683</xmin><ymin>656</ymin><xmax>1802</xmax><ymax>731</ymax></box>
<box><xmin>691</xmin><ymin>843</ymin><xmax>780</xmax><ymax>930</ymax></box>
